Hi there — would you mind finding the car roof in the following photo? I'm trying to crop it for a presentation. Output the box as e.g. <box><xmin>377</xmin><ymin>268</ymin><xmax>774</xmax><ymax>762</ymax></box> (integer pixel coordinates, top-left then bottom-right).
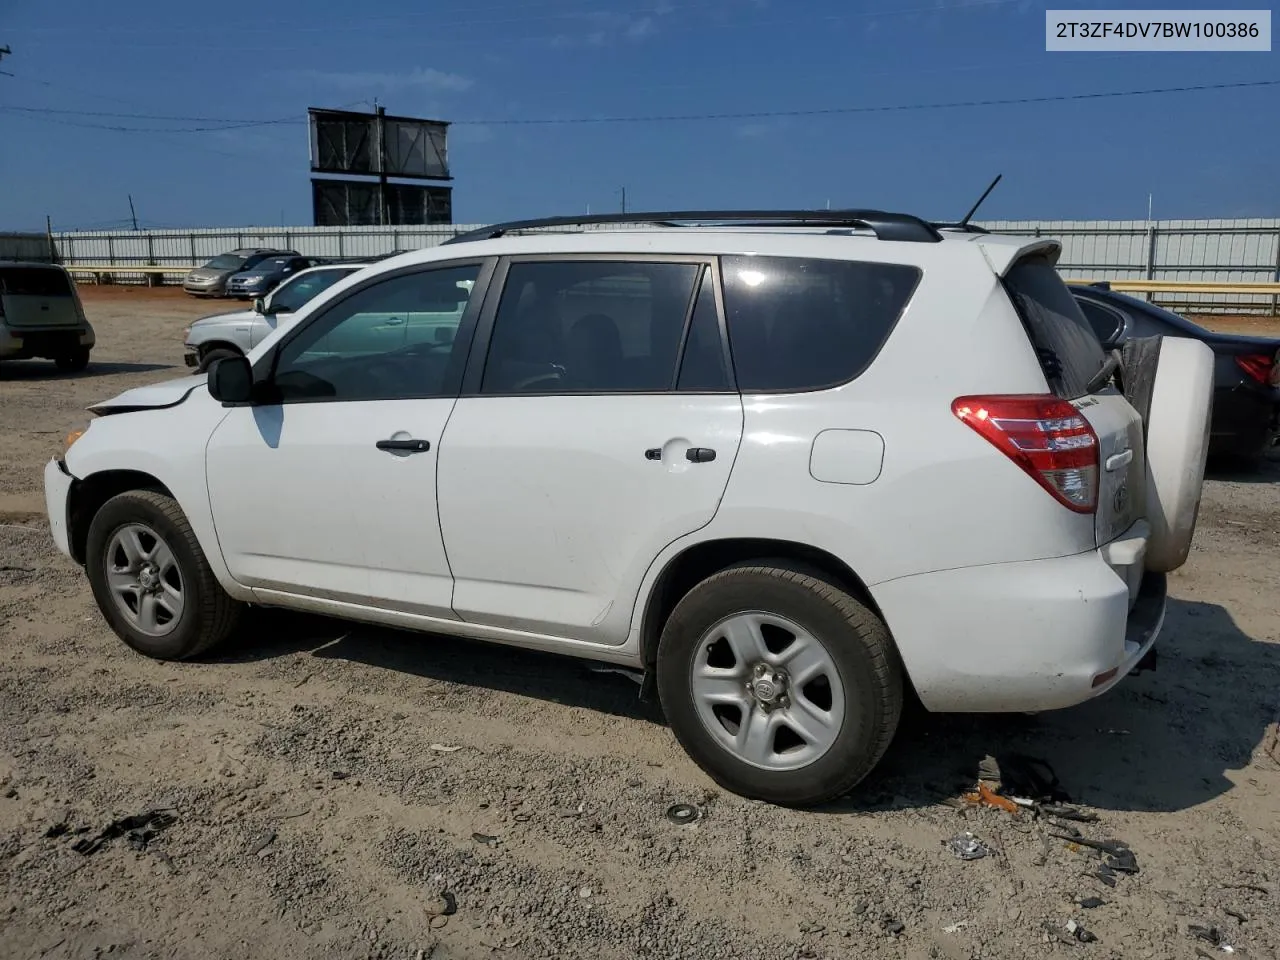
<box><xmin>365</xmin><ymin>226</ymin><xmax>1052</xmax><ymax>278</ymax></box>
<box><xmin>0</xmin><ymin>260</ymin><xmax>67</xmax><ymax>270</ymax></box>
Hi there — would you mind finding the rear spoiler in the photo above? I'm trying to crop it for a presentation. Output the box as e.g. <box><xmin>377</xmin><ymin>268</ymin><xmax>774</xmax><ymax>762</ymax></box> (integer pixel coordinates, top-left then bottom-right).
<box><xmin>974</xmin><ymin>238</ymin><xmax>1062</xmax><ymax>277</ymax></box>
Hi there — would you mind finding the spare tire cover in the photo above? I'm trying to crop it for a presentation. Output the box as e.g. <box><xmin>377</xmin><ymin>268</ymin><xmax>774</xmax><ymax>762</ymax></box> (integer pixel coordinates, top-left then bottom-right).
<box><xmin>1141</xmin><ymin>336</ymin><xmax>1215</xmax><ymax>573</ymax></box>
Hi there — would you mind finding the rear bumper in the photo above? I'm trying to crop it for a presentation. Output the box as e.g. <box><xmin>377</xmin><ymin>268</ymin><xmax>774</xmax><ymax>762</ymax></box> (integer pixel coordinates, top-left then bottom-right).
<box><xmin>44</xmin><ymin>457</ymin><xmax>75</xmax><ymax>560</ymax></box>
<box><xmin>0</xmin><ymin>326</ymin><xmax>94</xmax><ymax>360</ymax></box>
<box><xmin>874</xmin><ymin>545</ymin><xmax>1165</xmax><ymax>713</ymax></box>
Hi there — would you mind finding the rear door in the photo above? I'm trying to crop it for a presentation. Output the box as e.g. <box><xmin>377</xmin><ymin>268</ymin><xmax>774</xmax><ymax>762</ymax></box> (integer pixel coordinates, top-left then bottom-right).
<box><xmin>1003</xmin><ymin>257</ymin><xmax>1144</xmax><ymax>547</ymax></box>
<box><xmin>0</xmin><ymin>266</ymin><xmax>82</xmax><ymax>328</ymax></box>
<box><xmin>436</xmin><ymin>256</ymin><xmax>743</xmax><ymax>645</ymax></box>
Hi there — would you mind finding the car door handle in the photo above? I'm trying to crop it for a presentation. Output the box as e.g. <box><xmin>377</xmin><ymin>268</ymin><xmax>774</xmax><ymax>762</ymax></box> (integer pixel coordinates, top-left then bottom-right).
<box><xmin>385</xmin><ymin>316</ymin><xmax>405</xmax><ymax>325</ymax></box>
<box><xmin>376</xmin><ymin>438</ymin><xmax>430</xmax><ymax>453</ymax></box>
<box><xmin>686</xmin><ymin>447</ymin><xmax>717</xmax><ymax>463</ymax></box>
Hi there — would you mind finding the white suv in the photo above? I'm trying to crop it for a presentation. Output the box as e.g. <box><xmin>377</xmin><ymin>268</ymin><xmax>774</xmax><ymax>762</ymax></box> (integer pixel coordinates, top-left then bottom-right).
<box><xmin>43</xmin><ymin>211</ymin><xmax>1214</xmax><ymax>806</ymax></box>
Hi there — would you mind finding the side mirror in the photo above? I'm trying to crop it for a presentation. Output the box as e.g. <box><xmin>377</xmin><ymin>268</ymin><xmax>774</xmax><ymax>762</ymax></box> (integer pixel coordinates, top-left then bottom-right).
<box><xmin>252</xmin><ymin>297</ymin><xmax>266</xmax><ymax>314</ymax></box>
<box><xmin>207</xmin><ymin>355</ymin><xmax>254</xmax><ymax>404</ymax></box>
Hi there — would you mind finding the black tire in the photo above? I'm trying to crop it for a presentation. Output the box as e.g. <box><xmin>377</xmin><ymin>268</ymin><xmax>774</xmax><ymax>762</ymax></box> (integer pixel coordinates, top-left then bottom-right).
<box><xmin>55</xmin><ymin>348</ymin><xmax>90</xmax><ymax>373</ymax></box>
<box><xmin>85</xmin><ymin>489</ymin><xmax>243</xmax><ymax>660</ymax></box>
<box><xmin>198</xmin><ymin>347</ymin><xmax>241</xmax><ymax>373</ymax></box>
<box><xmin>656</xmin><ymin>564</ymin><xmax>903</xmax><ymax>807</ymax></box>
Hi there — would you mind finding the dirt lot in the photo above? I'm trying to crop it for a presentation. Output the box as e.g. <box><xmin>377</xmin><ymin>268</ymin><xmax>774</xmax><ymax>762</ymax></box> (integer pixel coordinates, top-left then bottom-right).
<box><xmin>2</xmin><ymin>287</ymin><xmax>1279</xmax><ymax>960</ymax></box>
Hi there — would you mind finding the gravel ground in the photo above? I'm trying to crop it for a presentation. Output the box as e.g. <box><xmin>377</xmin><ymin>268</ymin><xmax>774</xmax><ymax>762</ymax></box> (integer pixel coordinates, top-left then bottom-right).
<box><xmin>1</xmin><ymin>287</ymin><xmax>1278</xmax><ymax>960</ymax></box>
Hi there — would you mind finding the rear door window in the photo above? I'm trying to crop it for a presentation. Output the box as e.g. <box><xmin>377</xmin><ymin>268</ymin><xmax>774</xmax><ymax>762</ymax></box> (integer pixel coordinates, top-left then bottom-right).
<box><xmin>1074</xmin><ymin>296</ymin><xmax>1126</xmax><ymax>346</ymax></box>
<box><xmin>0</xmin><ymin>267</ymin><xmax>73</xmax><ymax>297</ymax></box>
<box><xmin>1004</xmin><ymin>259</ymin><xmax>1107</xmax><ymax>399</ymax></box>
<box><xmin>720</xmin><ymin>256</ymin><xmax>919</xmax><ymax>392</ymax></box>
<box><xmin>480</xmin><ymin>260</ymin><xmax>703</xmax><ymax>394</ymax></box>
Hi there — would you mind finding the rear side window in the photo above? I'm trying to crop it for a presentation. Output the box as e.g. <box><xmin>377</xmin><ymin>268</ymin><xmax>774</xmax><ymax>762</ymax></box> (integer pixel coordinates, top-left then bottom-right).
<box><xmin>721</xmin><ymin>256</ymin><xmax>920</xmax><ymax>392</ymax></box>
<box><xmin>1075</xmin><ymin>297</ymin><xmax>1125</xmax><ymax>345</ymax></box>
<box><xmin>0</xmin><ymin>267</ymin><xmax>73</xmax><ymax>298</ymax></box>
<box><xmin>1004</xmin><ymin>259</ymin><xmax>1107</xmax><ymax>399</ymax></box>
<box><xmin>481</xmin><ymin>260</ymin><xmax>702</xmax><ymax>394</ymax></box>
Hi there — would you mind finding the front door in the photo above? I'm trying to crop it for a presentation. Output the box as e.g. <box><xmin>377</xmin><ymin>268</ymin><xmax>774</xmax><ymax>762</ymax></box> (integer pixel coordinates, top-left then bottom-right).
<box><xmin>205</xmin><ymin>261</ymin><xmax>486</xmax><ymax>617</ymax></box>
<box><xmin>437</xmin><ymin>258</ymin><xmax>744</xmax><ymax>644</ymax></box>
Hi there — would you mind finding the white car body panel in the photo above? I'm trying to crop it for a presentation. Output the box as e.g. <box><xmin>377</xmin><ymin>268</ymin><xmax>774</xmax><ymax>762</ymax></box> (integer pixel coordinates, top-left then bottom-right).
<box><xmin>43</xmin><ymin>225</ymin><xmax>1207</xmax><ymax>717</ymax></box>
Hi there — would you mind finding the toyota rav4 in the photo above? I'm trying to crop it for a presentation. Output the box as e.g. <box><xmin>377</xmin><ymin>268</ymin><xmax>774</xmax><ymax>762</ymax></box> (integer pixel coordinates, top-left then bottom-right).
<box><xmin>44</xmin><ymin>210</ymin><xmax>1214</xmax><ymax>806</ymax></box>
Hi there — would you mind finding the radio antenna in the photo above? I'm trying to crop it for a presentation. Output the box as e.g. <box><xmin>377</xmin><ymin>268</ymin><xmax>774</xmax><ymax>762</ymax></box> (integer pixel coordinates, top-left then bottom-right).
<box><xmin>959</xmin><ymin>174</ymin><xmax>1003</xmax><ymax>226</ymax></box>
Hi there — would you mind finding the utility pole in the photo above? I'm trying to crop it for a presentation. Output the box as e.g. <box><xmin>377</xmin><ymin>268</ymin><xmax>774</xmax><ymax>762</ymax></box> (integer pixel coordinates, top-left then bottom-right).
<box><xmin>128</xmin><ymin>194</ymin><xmax>139</xmax><ymax>231</ymax></box>
<box><xmin>0</xmin><ymin>44</ymin><xmax>11</xmax><ymax>76</ymax></box>
<box><xmin>46</xmin><ymin>215</ymin><xmax>55</xmax><ymax>263</ymax></box>
<box><xmin>619</xmin><ymin>186</ymin><xmax>627</xmax><ymax>214</ymax></box>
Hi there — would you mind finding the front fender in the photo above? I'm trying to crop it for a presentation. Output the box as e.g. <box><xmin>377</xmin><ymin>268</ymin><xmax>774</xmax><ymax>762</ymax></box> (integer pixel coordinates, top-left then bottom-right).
<box><xmin>64</xmin><ymin>393</ymin><xmax>249</xmax><ymax>600</ymax></box>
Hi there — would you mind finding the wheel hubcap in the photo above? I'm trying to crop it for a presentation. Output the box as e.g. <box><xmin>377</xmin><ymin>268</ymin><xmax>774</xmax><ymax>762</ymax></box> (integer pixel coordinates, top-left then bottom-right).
<box><xmin>690</xmin><ymin>612</ymin><xmax>846</xmax><ymax>772</ymax></box>
<box><xmin>104</xmin><ymin>523</ymin><xmax>185</xmax><ymax>638</ymax></box>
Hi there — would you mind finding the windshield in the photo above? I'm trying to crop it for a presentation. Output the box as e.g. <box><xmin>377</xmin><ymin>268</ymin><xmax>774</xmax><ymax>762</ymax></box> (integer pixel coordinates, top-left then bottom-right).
<box><xmin>269</xmin><ymin>268</ymin><xmax>358</xmax><ymax>314</ymax></box>
<box><xmin>203</xmin><ymin>254</ymin><xmax>246</xmax><ymax>271</ymax></box>
<box><xmin>249</xmin><ymin>257</ymin><xmax>293</xmax><ymax>273</ymax></box>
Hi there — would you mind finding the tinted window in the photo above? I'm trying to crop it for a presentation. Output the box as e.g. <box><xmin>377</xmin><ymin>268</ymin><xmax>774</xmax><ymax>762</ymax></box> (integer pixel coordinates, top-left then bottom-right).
<box><xmin>204</xmin><ymin>254</ymin><xmax>245</xmax><ymax>270</ymax></box>
<box><xmin>721</xmin><ymin>256</ymin><xmax>919</xmax><ymax>392</ymax></box>
<box><xmin>270</xmin><ymin>264</ymin><xmax>479</xmax><ymax>402</ymax></box>
<box><xmin>676</xmin><ymin>268</ymin><xmax>731</xmax><ymax>391</ymax></box>
<box><xmin>482</xmin><ymin>260</ymin><xmax>701</xmax><ymax>394</ymax></box>
<box><xmin>1005</xmin><ymin>259</ymin><xmax>1107</xmax><ymax>399</ymax></box>
<box><xmin>270</xmin><ymin>268</ymin><xmax>358</xmax><ymax>313</ymax></box>
<box><xmin>0</xmin><ymin>267</ymin><xmax>73</xmax><ymax>297</ymax></box>
<box><xmin>1076</xmin><ymin>298</ymin><xmax>1124</xmax><ymax>345</ymax></box>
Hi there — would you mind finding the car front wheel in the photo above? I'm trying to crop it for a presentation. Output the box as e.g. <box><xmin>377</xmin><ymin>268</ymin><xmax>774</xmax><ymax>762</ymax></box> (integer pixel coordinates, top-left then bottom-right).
<box><xmin>85</xmin><ymin>490</ymin><xmax>243</xmax><ymax>660</ymax></box>
<box><xmin>656</xmin><ymin>563</ymin><xmax>903</xmax><ymax>807</ymax></box>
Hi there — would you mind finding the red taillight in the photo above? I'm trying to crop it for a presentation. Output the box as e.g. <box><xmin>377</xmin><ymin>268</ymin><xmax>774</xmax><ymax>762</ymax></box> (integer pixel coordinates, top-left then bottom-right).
<box><xmin>1235</xmin><ymin>353</ymin><xmax>1277</xmax><ymax>386</ymax></box>
<box><xmin>952</xmin><ymin>394</ymin><xmax>1100</xmax><ymax>514</ymax></box>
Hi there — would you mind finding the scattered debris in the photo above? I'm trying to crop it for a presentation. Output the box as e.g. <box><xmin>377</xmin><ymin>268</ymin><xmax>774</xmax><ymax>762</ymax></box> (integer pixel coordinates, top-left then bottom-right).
<box><xmin>1189</xmin><ymin>925</ymin><xmax>1225</xmax><ymax>946</ymax></box>
<box><xmin>1041</xmin><ymin>803</ymin><xmax>1099</xmax><ymax>823</ymax></box>
<box><xmin>425</xmin><ymin>892</ymin><xmax>456</xmax><ymax>918</ymax></box>
<box><xmin>963</xmin><ymin>782</ymin><xmax>1020</xmax><ymax>815</ymax></box>
<box><xmin>248</xmin><ymin>829</ymin><xmax>276</xmax><ymax>856</ymax></box>
<box><xmin>471</xmin><ymin>832</ymin><xmax>500</xmax><ymax>848</ymax></box>
<box><xmin>943</xmin><ymin>831</ymin><xmax>990</xmax><ymax>861</ymax></box>
<box><xmin>2</xmin><ymin>787</ymin><xmax>16</xmax><ymax>799</ymax></box>
<box><xmin>292</xmin><ymin>673</ymin><xmax>313</xmax><ymax>688</ymax></box>
<box><xmin>942</xmin><ymin>920</ymin><xmax>969</xmax><ymax>934</ymax></box>
<box><xmin>1065</xmin><ymin>919</ymin><xmax>1098</xmax><ymax>943</ymax></box>
<box><xmin>1224</xmin><ymin>908</ymin><xmax>1248</xmax><ymax>923</ymax></box>
<box><xmin>331</xmin><ymin>770</ymin><xmax>349</xmax><ymax>780</ymax></box>
<box><xmin>429</xmin><ymin>915</ymin><xmax>448</xmax><ymax>930</ymax></box>
<box><xmin>513</xmin><ymin>814</ymin><xmax>531</xmax><ymax>823</ymax></box>
<box><xmin>880</xmin><ymin>916</ymin><xmax>905</xmax><ymax>936</ymax></box>
<box><xmin>428</xmin><ymin>744</ymin><xmax>463</xmax><ymax>753</ymax></box>
<box><xmin>665</xmin><ymin>803</ymin><xmax>700</xmax><ymax>825</ymax></box>
<box><xmin>67</xmin><ymin>808</ymin><xmax>178</xmax><ymax>856</ymax></box>
<box><xmin>578</xmin><ymin>886</ymin><xmax>593</xmax><ymax>899</ymax></box>
<box><xmin>44</xmin><ymin>822</ymin><xmax>70</xmax><ymax>839</ymax></box>
<box><xmin>1223</xmin><ymin>882</ymin><xmax>1272</xmax><ymax>896</ymax></box>
<box><xmin>981</xmin><ymin>753</ymin><xmax>1071</xmax><ymax>803</ymax></box>
<box><xmin>1051</xmin><ymin>832</ymin><xmax>1139</xmax><ymax>878</ymax></box>
<box><xmin>1078</xmin><ymin>897</ymin><xmax>1106</xmax><ymax>909</ymax></box>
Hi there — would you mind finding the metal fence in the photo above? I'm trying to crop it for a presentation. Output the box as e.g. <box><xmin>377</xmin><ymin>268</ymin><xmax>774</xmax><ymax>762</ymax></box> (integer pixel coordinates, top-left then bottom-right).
<box><xmin>49</xmin><ymin>218</ymin><xmax>1280</xmax><ymax>314</ymax></box>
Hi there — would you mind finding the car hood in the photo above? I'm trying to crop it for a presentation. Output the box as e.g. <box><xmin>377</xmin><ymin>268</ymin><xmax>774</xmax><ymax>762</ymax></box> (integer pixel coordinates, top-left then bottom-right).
<box><xmin>88</xmin><ymin>374</ymin><xmax>208</xmax><ymax>415</ymax></box>
<box><xmin>192</xmin><ymin>308</ymin><xmax>257</xmax><ymax>328</ymax></box>
<box><xmin>230</xmin><ymin>271</ymin><xmax>273</xmax><ymax>281</ymax></box>
<box><xmin>186</xmin><ymin>267</ymin><xmax>232</xmax><ymax>279</ymax></box>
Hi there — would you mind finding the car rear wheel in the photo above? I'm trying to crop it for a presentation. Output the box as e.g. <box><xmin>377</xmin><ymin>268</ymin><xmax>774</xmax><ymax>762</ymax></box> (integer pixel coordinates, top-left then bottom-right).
<box><xmin>656</xmin><ymin>563</ymin><xmax>903</xmax><ymax>807</ymax></box>
<box><xmin>198</xmin><ymin>347</ymin><xmax>241</xmax><ymax>373</ymax></box>
<box><xmin>85</xmin><ymin>490</ymin><xmax>243</xmax><ymax>660</ymax></box>
<box><xmin>54</xmin><ymin>348</ymin><xmax>90</xmax><ymax>372</ymax></box>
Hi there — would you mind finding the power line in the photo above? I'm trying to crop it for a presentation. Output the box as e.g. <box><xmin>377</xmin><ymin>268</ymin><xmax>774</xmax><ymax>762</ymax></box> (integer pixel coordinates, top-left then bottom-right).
<box><xmin>2</xmin><ymin>79</ymin><xmax>1275</xmax><ymax>134</ymax></box>
<box><xmin>456</xmin><ymin>78</ymin><xmax>1280</xmax><ymax>125</ymax></box>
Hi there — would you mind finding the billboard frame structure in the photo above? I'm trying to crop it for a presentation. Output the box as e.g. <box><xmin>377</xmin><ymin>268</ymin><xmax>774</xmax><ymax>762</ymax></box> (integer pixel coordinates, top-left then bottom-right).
<box><xmin>308</xmin><ymin>106</ymin><xmax>453</xmax><ymax>227</ymax></box>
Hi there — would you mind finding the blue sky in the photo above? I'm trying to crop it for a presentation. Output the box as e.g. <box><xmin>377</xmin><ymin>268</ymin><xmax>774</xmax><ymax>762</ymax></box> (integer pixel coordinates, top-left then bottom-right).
<box><xmin>0</xmin><ymin>0</ymin><xmax>1276</xmax><ymax>230</ymax></box>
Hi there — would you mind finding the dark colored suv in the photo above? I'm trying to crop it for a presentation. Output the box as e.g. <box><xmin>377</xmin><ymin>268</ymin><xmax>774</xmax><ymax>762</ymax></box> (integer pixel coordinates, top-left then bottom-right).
<box><xmin>183</xmin><ymin>248</ymin><xmax>299</xmax><ymax>298</ymax></box>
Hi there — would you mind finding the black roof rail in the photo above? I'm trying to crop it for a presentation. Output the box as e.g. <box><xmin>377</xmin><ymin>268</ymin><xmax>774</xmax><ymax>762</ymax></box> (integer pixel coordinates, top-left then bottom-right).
<box><xmin>931</xmin><ymin>221</ymin><xmax>991</xmax><ymax>234</ymax></box>
<box><xmin>442</xmin><ymin>210</ymin><xmax>942</xmax><ymax>245</ymax></box>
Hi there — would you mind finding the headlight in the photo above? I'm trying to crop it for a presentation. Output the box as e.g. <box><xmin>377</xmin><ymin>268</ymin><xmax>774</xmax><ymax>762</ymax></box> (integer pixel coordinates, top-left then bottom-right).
<box><xmin>65</xmin><ymin>421</ymin><xmax>91</xmax><ymax>452</ymax></box>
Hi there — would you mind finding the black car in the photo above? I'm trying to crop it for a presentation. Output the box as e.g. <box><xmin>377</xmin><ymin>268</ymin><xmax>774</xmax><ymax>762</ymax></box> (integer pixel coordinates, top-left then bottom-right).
<box><xmin>1071</xmin><ymin>283</ymin><xmax>1280</xmax><ymax>462</ymax></box>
